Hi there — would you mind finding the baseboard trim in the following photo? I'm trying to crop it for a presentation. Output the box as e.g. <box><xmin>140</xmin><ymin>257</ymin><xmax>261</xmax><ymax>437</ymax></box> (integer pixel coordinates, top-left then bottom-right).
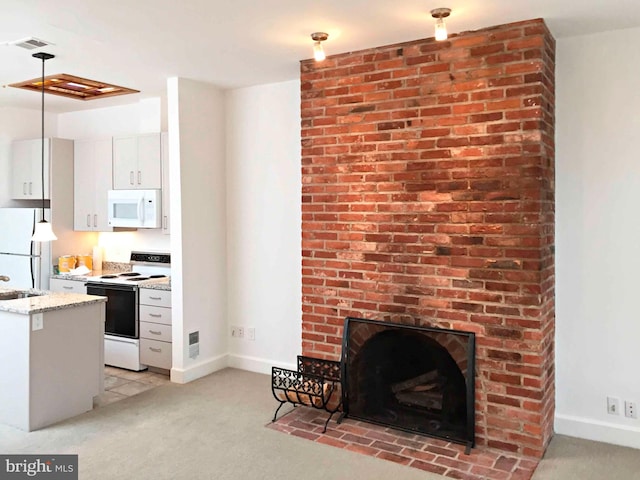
<box><xmin>170</xmin><ymin>354</ymin><xmax>229</xmax><ymax>384</ymax></box>
<box><xmin>228</xmin><ymin>354</ymin><xmax>296</xmax><ymax>375</ymax></box>
<box><xmin>555</xmin><ymin>413</ymin><xmax>640</xmax><ymax>449</ymax></box>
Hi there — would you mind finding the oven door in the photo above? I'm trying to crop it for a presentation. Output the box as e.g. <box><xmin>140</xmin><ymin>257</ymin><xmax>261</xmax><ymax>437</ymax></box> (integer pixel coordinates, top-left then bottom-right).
<box><xmin>86</xmin><ymin>282</ymin><xmax>139</xmax><ymax>338</ymax></box>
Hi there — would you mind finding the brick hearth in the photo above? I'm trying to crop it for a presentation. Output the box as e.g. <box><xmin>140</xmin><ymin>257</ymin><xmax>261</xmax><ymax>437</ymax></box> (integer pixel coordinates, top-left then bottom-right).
<box><xmin>267</xmin><ymin>407</ymin><xmax>538</xmax><ymax>480</ymax></box>
<box><xmin>297</xmin><ymin>15</ymin><xmax>556</xmax><ymax>474</ymax></box>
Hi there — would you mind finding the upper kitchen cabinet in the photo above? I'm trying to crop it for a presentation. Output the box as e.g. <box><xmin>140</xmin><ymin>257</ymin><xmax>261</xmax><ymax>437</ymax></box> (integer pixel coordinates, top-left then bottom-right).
<box><xmin>113</xmin><ymin>133</ymin><xmax>162</xmax><ymax>189</ymax></box>
<box><xmin>161</xmin><ymin>132</ymin><xmax>170</xmax><ymax>235</ymax></box>
<box><xmin>74</xmin><ymin>138</ymin><xmax>113</xmax><ymax>231</ymax></box>
<box><xmin>10</xmin><ymin>138</ymin><xmax>63</xmax><ymax>200</ymax></box>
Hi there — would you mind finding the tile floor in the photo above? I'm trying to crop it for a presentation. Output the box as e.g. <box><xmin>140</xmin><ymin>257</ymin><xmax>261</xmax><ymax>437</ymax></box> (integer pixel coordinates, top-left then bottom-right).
<box><xmin>93</xmin><ymin>366</ymin><xmax>171</xmax><ymax>408</ymax></box>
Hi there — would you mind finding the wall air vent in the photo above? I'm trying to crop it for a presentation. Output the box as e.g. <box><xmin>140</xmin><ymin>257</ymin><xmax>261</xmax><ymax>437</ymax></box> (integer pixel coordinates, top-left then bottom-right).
<box><xmin>6</xmin><ymin>37</ymin><xmax>53</xmax><ymax>50</ymax></box>
<box><xmin>9</xmin><ymin>73</ymin><xmax>139</xmax><ymax>101</ymax></box>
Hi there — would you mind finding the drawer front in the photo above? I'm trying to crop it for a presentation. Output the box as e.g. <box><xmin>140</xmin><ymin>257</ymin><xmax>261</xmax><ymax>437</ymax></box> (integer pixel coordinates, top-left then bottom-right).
<box><xmin>50</xmin><ymin>278</ymin><xmax>87</xmax><ymax>294</ymax></box>
<box><xmin>139</xmin><ymin>288</ymin><xmax>171</xmax><ymax>307</ymax></box>
<box><xmin>140</xmin><ymin>338</ymin><xmax>172</xmax><ymax>370</ymax></box>
<box><xmin>140</xmin><ymin>305</ymin><xmax>172</xmax><ymax>325</ymax></box>
<box><xmin>140</xmin><ymin>321</ymin><xmax>172</xmax><ymax>342</ymax></box>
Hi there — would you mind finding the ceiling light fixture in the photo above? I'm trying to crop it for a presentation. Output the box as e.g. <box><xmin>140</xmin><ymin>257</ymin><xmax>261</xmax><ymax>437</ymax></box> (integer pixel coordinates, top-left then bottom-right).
<box><xmin>431</xmin><ymin>8</ymin><xmax>451</xmax><ymax>41</ymax></box>
<box><xmin>31</xmin><ymin>52</ymin><xmax>57</xmax><ymax>242</ymax></box>
<box><xmin>311</xmin><ymin>32</ymin><xmax>328</xmax><ymax>62</ymax></box>
<box><xmin>10</xmin><ymin>73</ymin><xmax>139</xmax><ymax>101</ymax></box>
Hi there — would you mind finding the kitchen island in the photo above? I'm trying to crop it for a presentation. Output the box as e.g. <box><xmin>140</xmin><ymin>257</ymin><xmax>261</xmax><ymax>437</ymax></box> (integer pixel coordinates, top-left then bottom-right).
<box><xmin>0</xmin><ymin>288</ymin><xmax>107</xmax><ymax>432</ymax></box>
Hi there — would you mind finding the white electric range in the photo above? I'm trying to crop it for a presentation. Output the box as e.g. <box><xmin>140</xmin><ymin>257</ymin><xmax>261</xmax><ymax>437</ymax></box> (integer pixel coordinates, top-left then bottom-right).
<box><xmin>86</xmin><ymin>251</ymin><xmax>170</xmax><ymax>371</ymax></box>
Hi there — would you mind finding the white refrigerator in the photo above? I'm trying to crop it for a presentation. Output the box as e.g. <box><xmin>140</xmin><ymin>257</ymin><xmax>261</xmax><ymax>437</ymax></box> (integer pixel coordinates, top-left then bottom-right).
<box><xmin>0</xmin><ymin>208</ymin><xmax>52</xmax><ymax>290</ymax></box>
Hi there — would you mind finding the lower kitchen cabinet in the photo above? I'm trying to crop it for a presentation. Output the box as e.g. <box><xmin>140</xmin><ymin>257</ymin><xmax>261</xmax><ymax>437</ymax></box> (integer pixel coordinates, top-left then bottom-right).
<box><xmin>49</xmin><ymin>278</ymin><xmax>87</xmax><ymax>294</ymax></box>
<box><xmin>139</xmin><ymin>288</ymin><xmax>172</xmax><ymax>370</ymax></box>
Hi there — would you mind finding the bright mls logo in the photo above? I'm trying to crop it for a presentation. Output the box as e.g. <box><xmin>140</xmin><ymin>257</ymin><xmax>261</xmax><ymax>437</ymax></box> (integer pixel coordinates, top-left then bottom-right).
<box><xmin>0</xmin><ymin>455</ymin><xmax>77</xmax><ymax>479</ymax></box>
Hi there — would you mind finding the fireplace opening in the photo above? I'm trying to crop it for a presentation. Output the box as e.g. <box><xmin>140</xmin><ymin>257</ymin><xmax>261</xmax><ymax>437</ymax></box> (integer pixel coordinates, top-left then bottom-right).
<box><xmin>341</xmin><ymin>317</ymin><xmax>475</xmax><ymax>448</ymax></box>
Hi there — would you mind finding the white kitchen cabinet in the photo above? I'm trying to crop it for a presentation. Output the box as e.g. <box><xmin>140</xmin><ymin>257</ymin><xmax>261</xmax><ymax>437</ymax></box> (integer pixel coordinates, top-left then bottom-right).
<box><xmin>74</xmin><ymin>138</ymin><xmax>113</xmax><ymax>231</ymax></box>
<box><xmin>161</xmin><ymin>132</ymin><xmax>170</xmax><ymax>235</ymax></box>
<box><xmin>139</xmin><ymin>288</ymin><xmax>172</xmax><ymax>370</ymax></box>
<box><xmin>112</xmin><ymin>133</ymin><xmax>161</xmax><ymax>190</ymax></box>
<box><xmin>11</xmin><ymin>138</ymin><xmax>51</xmax><ymax>200</ymax></box>
<box><xmin>49</xmin><ymin>278</ymin><xmax>87</xmax><ymax>294</ymax></box>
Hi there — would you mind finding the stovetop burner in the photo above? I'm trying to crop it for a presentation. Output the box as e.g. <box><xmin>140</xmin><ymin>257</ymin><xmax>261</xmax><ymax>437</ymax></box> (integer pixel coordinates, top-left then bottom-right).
<box><xmin>86</xmin><ymin>251</ymin><xmax>171</xmax><ymax>285</ymax></box>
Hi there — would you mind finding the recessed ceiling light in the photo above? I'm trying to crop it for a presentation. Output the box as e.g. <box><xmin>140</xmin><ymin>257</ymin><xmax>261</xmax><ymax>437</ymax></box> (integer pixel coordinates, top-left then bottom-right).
<box><xmin>9</xmin><ymin>73</ymin><xmax>139</xmax><ymax>100</ymax></box>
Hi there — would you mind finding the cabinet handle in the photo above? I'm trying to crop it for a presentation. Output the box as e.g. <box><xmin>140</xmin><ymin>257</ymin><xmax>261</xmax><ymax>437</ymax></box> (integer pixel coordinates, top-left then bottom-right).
<box><xmin>149</xmin><ymin>330</ymin><xmax>162</xmax><ymax>335</ymax></box>
<box><xmin>87</xmin><ymin>214</ymin><xmax>91</xmax><ymax>227</ymax></box>
<box><xmin>163</xmin><ymin>215</ymin><xmax>168</xmax><ymax>230</ymax></box>
<box><xmin>94</xmin><ymin>214</ymin><xmax>98</xmax><ymax>228</ymax></box>
<box><xmin>149</xmin><ymin>296</ymin><xmax>162</xmax><ymax>300</ymax></box>
<box><xmin>63</xmin><ymin>286</ymin><xmax>73</xmax><ymax>290</ymax></box>
<box><xmin>138</xmin><ymin>171</ymin><xmax>141</xmax><ymax>185</ymax></box>
<box><xmin>149</xmin><ymin>347</ymin><xmax>162</xmax><ymax>353</ymax></box>
<box><xmin>23</xmin><ymin>182</ymin><xmax>27</xmax><ymax>195</ymax></box>
<box><xmin>29</xmin><ymin>182</ymin><xmax>32</xmax><ymax>195</ymax></box>
<box><xmin>130</xmin><ymin>171</ymin><xmax>134</xmax><ymax>185</ymax></box>
<box><xmin>149</xmin><ymin>313</ymin><xmax>162</xmax><ymax>318</ymax></box>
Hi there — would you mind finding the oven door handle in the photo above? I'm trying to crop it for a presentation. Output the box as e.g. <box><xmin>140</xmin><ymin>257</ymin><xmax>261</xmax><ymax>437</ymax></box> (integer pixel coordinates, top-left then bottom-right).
<box><xmin>86</xmin><ymin>282</ymin><xmax>138</xmax><ymax>292</ymax></box>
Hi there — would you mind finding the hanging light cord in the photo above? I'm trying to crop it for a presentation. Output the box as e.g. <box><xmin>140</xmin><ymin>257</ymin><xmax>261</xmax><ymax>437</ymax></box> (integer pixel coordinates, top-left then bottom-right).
<box><xmin>40</xmin><ymin>55</ymin><xmax>45</xmax><ymax>222</ymax></box>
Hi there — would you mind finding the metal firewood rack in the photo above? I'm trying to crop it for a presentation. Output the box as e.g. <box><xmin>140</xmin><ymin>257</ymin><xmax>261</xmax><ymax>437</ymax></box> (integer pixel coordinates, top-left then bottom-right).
<box><xmin>271</xmin><ymin>355</ymin><xmax>342</xmax><ymax>433</ymax></box>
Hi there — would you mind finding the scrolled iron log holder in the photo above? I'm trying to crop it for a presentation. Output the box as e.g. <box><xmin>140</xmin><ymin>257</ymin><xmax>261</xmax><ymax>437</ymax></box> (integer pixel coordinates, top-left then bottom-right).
<box><xmin>271</xmin><ymin>355</ymin><xmax>342</xmax><ymax>433</ymax></box>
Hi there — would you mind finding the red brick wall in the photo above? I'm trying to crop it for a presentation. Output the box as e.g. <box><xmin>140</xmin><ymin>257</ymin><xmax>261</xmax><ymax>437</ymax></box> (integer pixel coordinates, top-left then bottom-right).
<box><xmin>300</xmin><ymin>18</ymin><xmax>555</xmax><ymax>458</ymax></box>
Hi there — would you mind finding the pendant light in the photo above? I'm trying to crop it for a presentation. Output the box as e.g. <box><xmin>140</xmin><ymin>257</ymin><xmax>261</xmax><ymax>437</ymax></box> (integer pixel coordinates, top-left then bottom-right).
<box><xmin>31</xmin><ymin>52</ymin><xmax>57</xmax><ymax>242</ymax></box>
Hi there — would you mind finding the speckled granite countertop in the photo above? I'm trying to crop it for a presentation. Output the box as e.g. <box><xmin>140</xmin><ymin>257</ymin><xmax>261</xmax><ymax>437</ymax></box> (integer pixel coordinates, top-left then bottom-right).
<box><xmin>51</xmin><ymin>272</ymin><xmax>171</xmax><ymax>291</ymax></box>
<box><xmin>0</xmin><ymin>288</ymin><xmax>107</xmax><ymax>315</ymax></box>
<box><xmin>50</xmin><ymin>270</ymin><xmax>120</xmax><ymax>281</ymax></box>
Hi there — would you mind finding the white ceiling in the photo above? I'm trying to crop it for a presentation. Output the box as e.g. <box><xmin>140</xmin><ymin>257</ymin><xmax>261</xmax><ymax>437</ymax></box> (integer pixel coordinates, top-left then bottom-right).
<box><xmin>1</xmin><ymin>0</ymin><xmax>639</xmax><ymax>113</ymax></box>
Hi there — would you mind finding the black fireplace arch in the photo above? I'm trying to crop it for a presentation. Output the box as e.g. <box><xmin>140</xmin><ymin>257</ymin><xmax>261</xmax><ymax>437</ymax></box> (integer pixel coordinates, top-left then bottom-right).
<box><xmin>341</xmin><ymin>317</ymin><xmax>475</xmax><ymax>447</ymax></box>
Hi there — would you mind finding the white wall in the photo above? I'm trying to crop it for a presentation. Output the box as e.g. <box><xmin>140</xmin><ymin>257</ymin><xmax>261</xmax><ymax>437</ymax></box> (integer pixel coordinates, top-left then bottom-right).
<box><xmin>556</xmin><ymin>26</ymin><xmax>640</xmax><ymax>449</ymax></box>
<box><xmin>57</xmin><ymin>98</ymin><xmax>170</xmax><ymax>260</ymax></box>
<box><xmin>0</xmin><ymin>107</ymin><xmax>57</xmax><ymax>208</ymax></box>
<box><xmin>225</xmin><ymin>80</ymin><xmax>302</xmax><ymax>373</ymax></box>
<box><xmin>167</xmin><ymin>78</ymin><xmax>227</xmax><ymax>383</ymax></box>
<box><xmin>57</xmin><ymin>98</ymin><xmax>163</xmax><ymax>139</ymax></box>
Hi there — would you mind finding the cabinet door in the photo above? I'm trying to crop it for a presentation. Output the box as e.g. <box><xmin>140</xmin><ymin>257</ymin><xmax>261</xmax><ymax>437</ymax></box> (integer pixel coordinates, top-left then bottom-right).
<box><xmin>74</xmin><ymin>140</ymin><xmax>95</xmax><ymax>230</ymax></box>
<box><xmin>161</xmin><ymin>132</ymin><xmax>170</xmax><ymax>234</ymax></box>
<box><xmin>11</xmin><ymin>138</ymin><xmax>50</xmax><ymax>200</ymax></box>
<box><xmin>11</xmin><ymin>140</ymin><xmax>33</xmax><ymax>199</ymax></box>
<box><xmin>136</xmin><ymin>133</ymin><xmax>162</xmax><ymax>189</ymax></box>
<box><xmin>92</xmin><ymin>139</ymin><xmax>113</xmax><ymax>230</ymax></box>
<box><xmin>112</xmin><ymin>136</ymin><xmax>137</xmax><ymax>189</ymax></box>
<box><xmin>74</xmin><ymin>139</ymin><xmax>113</xmax><ymax>231</ymax></box>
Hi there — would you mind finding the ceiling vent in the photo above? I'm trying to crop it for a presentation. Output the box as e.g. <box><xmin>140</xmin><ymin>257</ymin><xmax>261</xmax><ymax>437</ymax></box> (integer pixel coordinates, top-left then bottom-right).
<box><xmin>4</xmin><ymin>37</ymin><xmax>53</xmax><ymax>50</ymax></box>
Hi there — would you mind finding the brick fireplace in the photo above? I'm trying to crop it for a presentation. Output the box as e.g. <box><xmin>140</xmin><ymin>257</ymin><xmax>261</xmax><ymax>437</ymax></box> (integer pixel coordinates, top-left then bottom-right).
<box><xmin>298</xmin><ymin>15</ymin><xmax>555</xmax><ymax>467</ymax></box>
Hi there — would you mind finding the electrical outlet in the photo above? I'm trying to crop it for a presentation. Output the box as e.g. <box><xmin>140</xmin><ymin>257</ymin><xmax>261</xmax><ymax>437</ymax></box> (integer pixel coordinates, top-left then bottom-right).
<box><xmin>625</xmin><ymin>401</ymin><xmax>637</xmax><ymax>419</ymax></box>
<box><xmin>31</xmin><ymin>313</ymin><xmax>44</xmax><ymax>331</ymax></box>
<box><xmin>248</xmin><ymin>327</ymin><xmax>255</xmax><ymax>341</ymax></box>
<box><xmin>237</xmin><ymin>327</ymin><xmax>244</xmax><ymax>339</ymax></box>
<box><xmin>607</xmin><ymin>396</ymin><xmax>620</xmax><ymax>415</ymax></box>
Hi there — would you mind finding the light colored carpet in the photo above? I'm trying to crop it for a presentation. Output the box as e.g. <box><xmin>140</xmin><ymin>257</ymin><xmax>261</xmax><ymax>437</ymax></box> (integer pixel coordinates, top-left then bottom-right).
<box><xmin>0</xmin><ymin>368</ymin><xmax>637</xmax><ymax>480</ymax></box>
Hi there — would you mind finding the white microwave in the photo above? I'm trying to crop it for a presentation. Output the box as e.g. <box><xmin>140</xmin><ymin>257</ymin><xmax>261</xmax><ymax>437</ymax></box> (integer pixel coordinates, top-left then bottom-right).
<box><xmin>107</xmin><ymin>189</ymin><xmax>161</xmax><ymax>228</ymax></box>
